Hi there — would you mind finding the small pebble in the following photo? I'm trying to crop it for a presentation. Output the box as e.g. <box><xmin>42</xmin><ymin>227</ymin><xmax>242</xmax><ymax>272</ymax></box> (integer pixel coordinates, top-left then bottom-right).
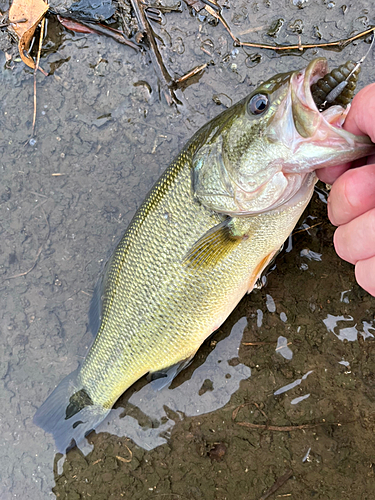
<box><xmin>208</xmin><ymin>443</ymin><xmax>227</xmax><ymax>461</ymax></box>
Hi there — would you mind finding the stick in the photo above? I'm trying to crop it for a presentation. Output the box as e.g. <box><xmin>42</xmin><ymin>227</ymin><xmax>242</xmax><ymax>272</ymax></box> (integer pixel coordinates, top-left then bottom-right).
<box><xmin>238</xmin><ymin>27</ymin><xmax>375</xmax><ymax>52</ymax></box>
<box><xmin>6</xmin><ymin>245</ymin><xmax>43</xmax><ymax>279</ymax></box>
<box><xmin>204</xmin><ymin>5</ymin><xmax>375</xmax><ymax>53</ymax></box>
<box><xmin>292</xmin><ymin>222</ymin><xmax>322</xmax><ymax>235</ymax></box>
<box><xmin>236</xmin><ymin>421</ymin><xmax>344</xmax><ymax>431</ymax></box>
<box><xmin>5</xmin><ymin>207</ymin><xmax>50</xmax><ymax>280</ymax></box>
<box><xmin>242</xmin><ymin>341</ymin><xmax>278</xmax><ymax>346</ymax></box>
<box><xmin>57</xmin><ymin>15</ymin><xmax>140</xmax><ymax>51</ymax></box>
<box><xmin>130</xmin><ymin>0</ymin><xmax>179</xmax><ymax>105</ymax></box>
<box><xmin>32</xmin><ymin>16</ymin><xmax>45</xmax><ymax>138</ymax></box>
<box><xmin>174</xmin><ymin>63</ymin><xmax>208</xmax><ymax>86</ymax></box>
<box><xmin>258</xmin><ymin>470</ymin><xmax>293</xmax><ymax>500</ymax></box>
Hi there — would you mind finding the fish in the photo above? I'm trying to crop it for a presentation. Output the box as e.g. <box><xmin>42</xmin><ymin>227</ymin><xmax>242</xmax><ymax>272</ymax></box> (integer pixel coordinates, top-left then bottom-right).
<box><xmin>34</xmin><ymin>58</ymin><xmax>375</xmax><ymax>453</ymax></box>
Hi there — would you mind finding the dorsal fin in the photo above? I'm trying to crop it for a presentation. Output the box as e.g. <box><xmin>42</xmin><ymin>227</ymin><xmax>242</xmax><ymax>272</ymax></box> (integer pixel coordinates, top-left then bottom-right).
<box><xmin>88</xmin><ymin>256</ymin><xmax>112</xmax><ymax>337</ymax></box>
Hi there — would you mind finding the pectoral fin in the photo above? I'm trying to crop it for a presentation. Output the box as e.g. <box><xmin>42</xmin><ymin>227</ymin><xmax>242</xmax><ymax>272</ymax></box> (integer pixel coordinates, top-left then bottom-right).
<box><xmin>183</xmin><ymin>218</ymin><xmax>250</xmax><ymax>270</ymax></box>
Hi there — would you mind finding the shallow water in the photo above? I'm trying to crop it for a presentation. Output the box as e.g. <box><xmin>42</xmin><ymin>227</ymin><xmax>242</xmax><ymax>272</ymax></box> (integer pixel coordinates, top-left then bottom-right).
<box><xmin>1</xmin><ymin>1</ymin><xmax>375</xmax><ymax>499</ymax></box>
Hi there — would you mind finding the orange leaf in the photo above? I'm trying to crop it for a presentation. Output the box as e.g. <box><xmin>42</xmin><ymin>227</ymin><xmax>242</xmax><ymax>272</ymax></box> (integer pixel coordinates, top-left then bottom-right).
<box><xmin>57</xmin><ymin>15</ymin><xmax>97</xmax><ymax>34</ymax></box>
<box><xmin>9</xmin><ymin>0</ymin><xmax>49</xmax><ymax>69</ymax></box>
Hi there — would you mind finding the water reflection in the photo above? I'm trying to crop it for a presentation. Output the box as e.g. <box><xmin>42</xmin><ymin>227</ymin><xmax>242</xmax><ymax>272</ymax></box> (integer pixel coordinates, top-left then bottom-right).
<box><xmin>276</xmin><ymin>335</ymin><xmax>293</xmax><ymax>360</ymax></box>
<box><xmin>274</xmin><ymin>370</ymin><xmax>313</xmax><ymax>396</ymax></box>
<box><xmin>291</xmin><ymin>393</ymin><xmax>310</xmax><ymax>405</ymax></box>
<box><xmin>323</xmin><ymin>314</ymin><xmax>375</xmax><ymax>341</ymax></box>
<box><xmin>302</xmin><ymin>447</ymin><xmax>312</xmax><ymax>463</ymax></box>
<box><xmin>92</xmin><ymin>317</ymin><xmax>251</xmax><ymax>451</ymax></box>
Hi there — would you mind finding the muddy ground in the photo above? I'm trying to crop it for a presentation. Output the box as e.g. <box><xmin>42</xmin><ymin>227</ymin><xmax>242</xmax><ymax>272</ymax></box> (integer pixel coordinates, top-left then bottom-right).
<box><xmin>0</xmin><ymin>1</ymin><xmax>375</xmax><ymax>499</ymax></box>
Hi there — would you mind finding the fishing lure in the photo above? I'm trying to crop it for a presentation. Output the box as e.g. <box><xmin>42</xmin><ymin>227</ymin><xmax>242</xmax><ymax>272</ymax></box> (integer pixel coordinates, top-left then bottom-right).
<box><xmin>311</xmin><ymin>35</ymin><xmax>374</xmax><ymax>111</ymax></box>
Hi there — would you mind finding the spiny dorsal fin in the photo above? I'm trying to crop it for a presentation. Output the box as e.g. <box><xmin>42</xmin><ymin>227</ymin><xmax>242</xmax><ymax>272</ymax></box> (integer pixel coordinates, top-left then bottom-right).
<box><xmin>183</xmin><ymin>218</ymin><xmax>249</xmax><ymax>270</ymax></box>
<box><xmin>88</xmin><ymin>254</ymin><xmax>114</xmax><ymax>337</ymax></box>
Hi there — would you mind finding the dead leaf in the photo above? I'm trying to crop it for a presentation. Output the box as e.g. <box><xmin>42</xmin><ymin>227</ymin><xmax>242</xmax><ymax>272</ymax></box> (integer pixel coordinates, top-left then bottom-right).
<box><xmin>9</xmin><ymin>0</ymin><xmax>49</xmax><ymax>69</ymax></box>
<box><xmin>182</xmin><ymin>0</ymin><xmax>206</xmax><ymax>12</ymax></box>
<box><xmin>57</xmin><ymin>15</ymin><xmax>96</xmax><ymax>34</ymax></box>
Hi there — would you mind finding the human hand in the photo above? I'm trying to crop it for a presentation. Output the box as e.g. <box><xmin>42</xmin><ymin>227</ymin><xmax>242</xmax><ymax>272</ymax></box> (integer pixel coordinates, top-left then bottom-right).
<box><xmin>317</xmin><ymin>83</ymin><xmax>375</xmax><ymax>296</ymax></box>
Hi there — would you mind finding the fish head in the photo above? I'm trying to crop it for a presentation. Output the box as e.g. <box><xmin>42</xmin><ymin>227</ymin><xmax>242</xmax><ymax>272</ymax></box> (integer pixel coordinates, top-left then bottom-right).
<box><xmin>192</xmin><ymin>58</ymin><xmax>375</xmax><ymax>216</ymax></box>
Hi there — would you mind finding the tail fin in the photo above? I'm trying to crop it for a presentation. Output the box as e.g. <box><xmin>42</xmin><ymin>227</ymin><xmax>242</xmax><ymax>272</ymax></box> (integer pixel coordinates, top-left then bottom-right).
<box><xmin>33</xmin><ymin>369</ymin><xmax>110</xmax><ymax>453</ymax></box>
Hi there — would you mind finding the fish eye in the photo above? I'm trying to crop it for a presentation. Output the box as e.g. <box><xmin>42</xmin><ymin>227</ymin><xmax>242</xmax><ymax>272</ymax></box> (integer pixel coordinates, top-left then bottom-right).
<box><xmin>248</xmin><ymin>93</ymin><xmax>269</xmax><ymax>115</ymax></box>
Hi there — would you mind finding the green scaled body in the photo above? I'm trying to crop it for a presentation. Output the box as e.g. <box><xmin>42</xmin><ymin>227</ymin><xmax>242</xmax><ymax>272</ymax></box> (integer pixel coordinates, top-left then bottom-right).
<box><xmin>34</xmin><ymin>59</ymin><xmax>374</xmax><ymax>452</ymax></box>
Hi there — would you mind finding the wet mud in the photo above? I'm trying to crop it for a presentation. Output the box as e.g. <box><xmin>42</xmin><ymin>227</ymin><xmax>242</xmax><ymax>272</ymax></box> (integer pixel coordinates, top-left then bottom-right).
<box><xmin>1</xmin><ymin>1</ymin><xmax>375</xmax><ymax>499</ymax></box>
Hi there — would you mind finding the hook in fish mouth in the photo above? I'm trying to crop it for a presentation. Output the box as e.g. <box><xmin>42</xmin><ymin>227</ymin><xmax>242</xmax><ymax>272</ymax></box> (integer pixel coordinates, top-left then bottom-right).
<box><xmin>277</xmin><ymin>58</ymin><xmax>373</xmax><ymax>173</ymax></box>
<box><xmin>293</xmin><ymin>58</ymin><xmax>361</xmax><ymax>133</ymax></box>
<box><xmin>286</xmin><ymin>58</ymin><xmax>358</xmax><ymax>145</ymax></box>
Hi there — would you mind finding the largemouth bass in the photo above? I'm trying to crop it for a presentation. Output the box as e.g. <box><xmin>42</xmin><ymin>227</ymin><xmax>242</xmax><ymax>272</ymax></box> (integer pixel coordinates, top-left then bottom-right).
<box><xmin>34</xmin><ymin>58</ymin><xmax>375</xmax><ymax>452</ymax></box>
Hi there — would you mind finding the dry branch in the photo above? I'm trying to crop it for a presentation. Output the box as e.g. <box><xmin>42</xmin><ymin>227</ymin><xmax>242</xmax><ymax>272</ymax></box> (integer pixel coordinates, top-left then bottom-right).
<box><xmin>258</xmin><ymin>470</ymin><xmax>293</xmax><ymax>500</ymax></box>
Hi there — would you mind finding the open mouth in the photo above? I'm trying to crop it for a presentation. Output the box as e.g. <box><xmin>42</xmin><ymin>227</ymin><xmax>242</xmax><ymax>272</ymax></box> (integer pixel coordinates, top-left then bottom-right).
<box><xmin>289</xmin><ymin>57</ymin><xmax>359</xmax><ymax>139</ymax></box>
<box><xmin>299</xmin><ymin>58</ymin><xmax>360</xmax><ymax>123</ymax></box>
<box><xmin>289</xmin><ymin>58</ymin><xmax>329</xmax><ymax>114</ymax></box>
<box><xmin>303</xmin><ymin>58</ymin><xmax>331</xmax><ymax>112</ymax></box>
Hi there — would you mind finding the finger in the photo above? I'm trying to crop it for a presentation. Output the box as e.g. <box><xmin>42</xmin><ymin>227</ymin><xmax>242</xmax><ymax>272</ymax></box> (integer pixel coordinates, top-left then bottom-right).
<box><xmin>317</xmin><ymin>162</ymin><xmax>351</xmax><ymax>184</ymax></box>
<box><xmin>355</xmin><ymin>256</ymin><xmax>375</xmax><ymax>297</ymax></box>
<box><xmin>317</xmin><ymin>84</ymin><xmax>375</xmax><ymax>184</ymax></box>
<box><xmin>327</xmin><ymin>163</ymin><xmax>375</xmax><ymax>226</ymax></box>
<box><xmin>333</xmin><ymin>207</ymin><xmax>375</xmax><ymax>265</ymax></box>
<box><xmin>341</xmin><ymin>83</ymin><xmax>375</xmax><ymax>141</ymax></box>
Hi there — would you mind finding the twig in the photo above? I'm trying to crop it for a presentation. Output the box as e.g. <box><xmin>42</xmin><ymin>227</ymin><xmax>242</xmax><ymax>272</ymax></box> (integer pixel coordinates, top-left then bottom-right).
<box><xmin>232</xmin><ymin>401</ymin><xmax>268</xmax><ymax>420</ymax></box>
<box><xmin>130</xmin><ymin>0</ymin><xmax>179</xmax><ymax>105</ymax></box>
<box><xmin>276</xmin><ymin>342</ymin><xmax>292</xmax><ymax>351</ymax></box>
<box><xmin>116</xmin><ymin>0</ymin><xmax>132</xmax><ymax>38</ymax></box>
<box><xmin>242</xmin><ymin>341</ymin><xmax>277</xmax><ymax>346</ymax></box>
<box><xmin>6</xmin><ymin>245</ymin><xmax>43</xmax><ymax>279</ymax></box>
<box><xmin>32</xmin><ymin>16</ymin><xmax>45</xmax><ymax>138</ymax></box>
<box><xmin>204</xmin><ymin>4</ymin><xmax>236</xmax><ymax>42</ymax></box>
<box><xmin>253</xmin><ymin>402</ymin><xmax>268</xmax><ymax>419</ymax></box>
<box><xmin>237</xmin><ymin>25</ymin><xmax>266</xmax><ymax>36</ymax></box>
<box><xmin>147</xmin><ymin>2</ymin><xmax>182</xmax><ymax>13</ymax></box>
<box><xmin>174</xmin><ymin>63</ymin><xmax>208</xmax><ymax>86</ymax></box>
<box><xmin>236</xmin><ymin>421</ymin><xmax>344</xmax><ymax>432</ymax></box>
<box><xmin>232</xmin><ymin>401</ymin><xmax>253</xmax><ymax>420</ymax></box>
<box><xmin>238</xmin><ymin>26</ymin><xmax>375</xmax><ymax>52</ymax></box>
<box><xmin>116</xmin><ymin>443</ymin><xmax>133</xmax><ymax>463</ymax></box>
<box><xmin>57</xmin><ymin>15</ymin><xmax>140</xmax><ymax>51</ymax></box>
<box><xmin>205</xmin><ymin>5</ymin><xmax>375</xmax><ymax>53</ymax></box>
<box><xmin>258</xmin><ymin>470</ymin><xmax>293</xmax><ymax>500</ymax></box>
<box><xmin>5</xmin><ymin>207</ymin><xmax>50</xmax><ymax>280</ymax></box>
<box><xmin>0</xmin><ymin>9</ymin><xmax>9</xmax><ymax>27</ymax></box>
<box><xmin>293</xmin><ymin>222</ymin><xmax>322</xmax><ymax>235</ymax></box>
<box><xmin>29</xmin><ymin>191</ymin><xmax>48</xmax><ymax>198</ymax></box>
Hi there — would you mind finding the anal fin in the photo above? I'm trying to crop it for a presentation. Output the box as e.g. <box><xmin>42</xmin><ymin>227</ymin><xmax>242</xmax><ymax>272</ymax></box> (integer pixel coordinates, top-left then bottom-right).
<box><xmin>247</xmin><ymin>250</ymin><xmax>279</xmax><ymax>294</ymax></box>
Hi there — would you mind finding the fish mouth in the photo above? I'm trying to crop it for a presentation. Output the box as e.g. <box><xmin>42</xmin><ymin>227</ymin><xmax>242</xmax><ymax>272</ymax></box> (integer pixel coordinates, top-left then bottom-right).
<box><xmin>294</xmin><ymin>58</ymin><xmax>329</xmax><ymax>114</ymax></box>
<box><xmin>194</xmin><ymin>58</ymin><xmax>374</xmax><ymax>218</ymax></box>
<box><xmin>216</xmin><ymin>60</ymin><xmax>338</xmax><ymax>217</ymax></box>
<box><xmin>259</xmin><ymin>58</ymin><xmax>360</xmax><ymax>215</ymax></box>
<box><xmin>290</xmin><ymin>57</ymin><xmax>348</xmax><ymax>137</ymax></box>
<box><xmin>266</xmin><ymin>57</ymin><xmax>374</xmax><ymax>215</ymax></box>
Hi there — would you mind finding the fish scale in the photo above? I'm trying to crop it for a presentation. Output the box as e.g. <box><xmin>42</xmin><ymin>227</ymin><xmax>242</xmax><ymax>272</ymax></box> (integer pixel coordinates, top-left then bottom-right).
<box><xmin>80</xmin><ymin>140</ymin><xmax>312</xmax><ymax>406</ymax></box>
<box><xmin>34</xmin><ymin>58</ymin><xmax>375</xmax><ymax>453</ymax></box>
